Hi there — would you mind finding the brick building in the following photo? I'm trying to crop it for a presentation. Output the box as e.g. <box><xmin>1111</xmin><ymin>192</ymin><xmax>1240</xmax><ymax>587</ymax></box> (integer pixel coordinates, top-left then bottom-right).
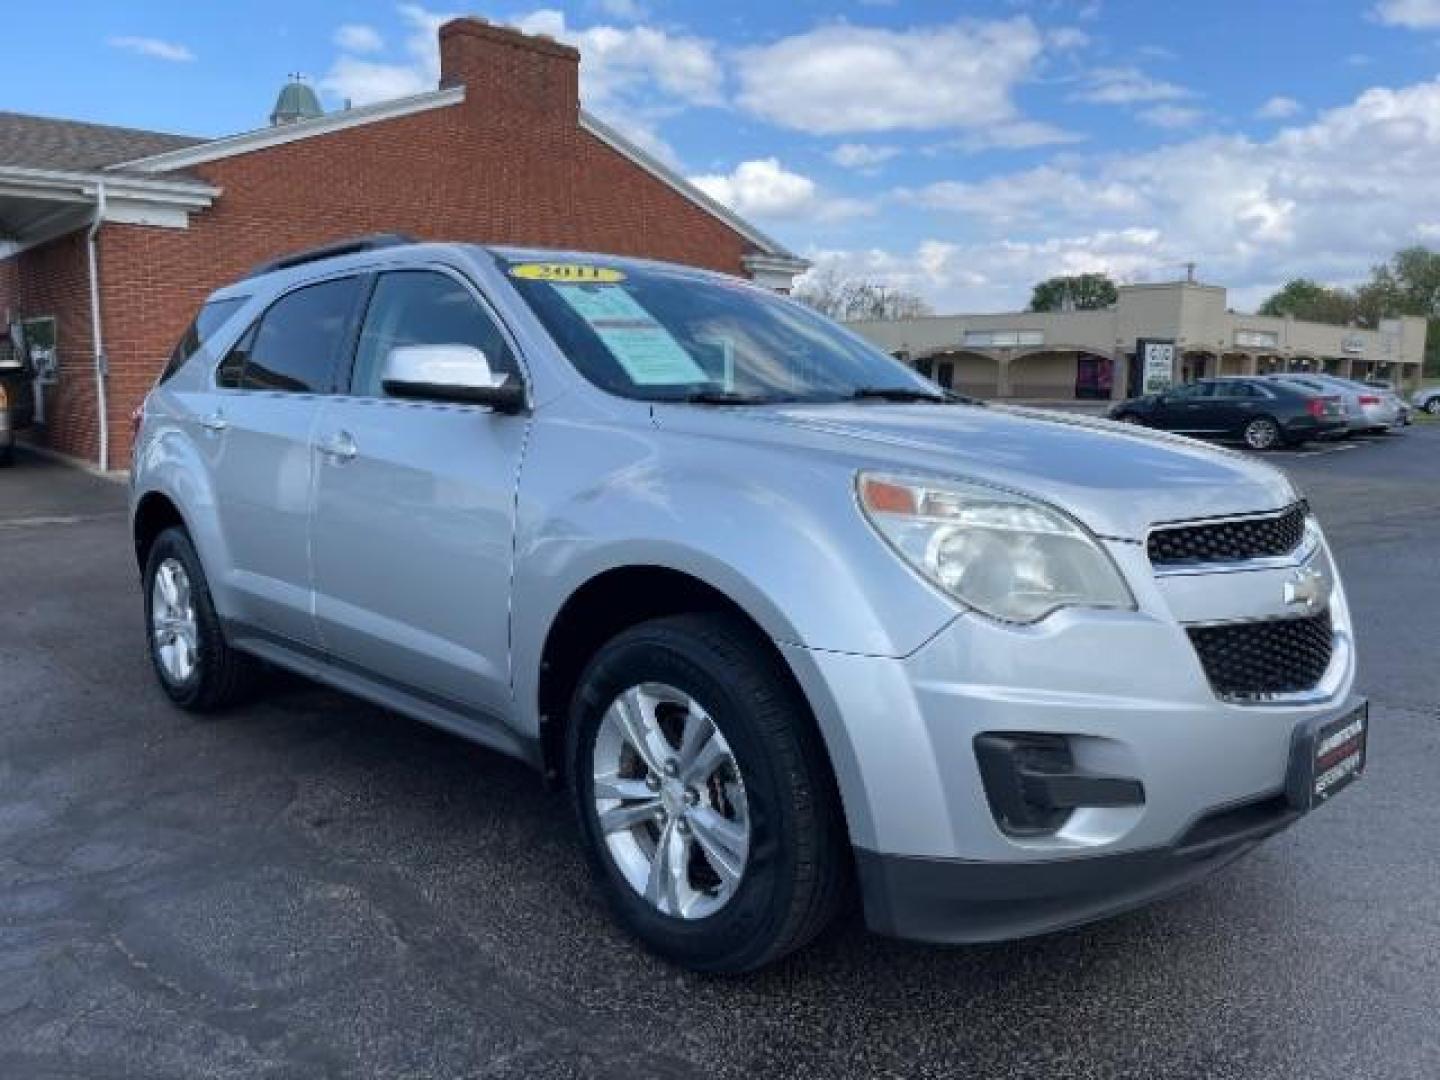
<box><xmin>0</xmin><ymin>17</ymin><xmax>805</xmax><ymax>469</ymax></box>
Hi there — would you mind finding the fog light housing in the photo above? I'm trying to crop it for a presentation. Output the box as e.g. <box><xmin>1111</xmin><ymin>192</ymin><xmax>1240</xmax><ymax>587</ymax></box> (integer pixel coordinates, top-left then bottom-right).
<box><xmin>975</xmin><ymin>733</ymin><xmax>1146</xmax><ymax>837</ymax></box>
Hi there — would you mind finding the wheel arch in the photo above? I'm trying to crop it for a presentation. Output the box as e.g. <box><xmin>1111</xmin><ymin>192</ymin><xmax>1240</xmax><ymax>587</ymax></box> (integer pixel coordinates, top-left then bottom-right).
<box><xmin>132</xmin><ymin>489</ymin><xmax>190</xmax><ymax>572</ymax></box>
<box><xmin>533</xmin><ymin>565</ymin><xmax>839</xmax><ymax>806</ymax></box>
<box><xmin>538</xmin><ymin>566</ymin><xmax>773</xmax><ymax>777</ymax></box>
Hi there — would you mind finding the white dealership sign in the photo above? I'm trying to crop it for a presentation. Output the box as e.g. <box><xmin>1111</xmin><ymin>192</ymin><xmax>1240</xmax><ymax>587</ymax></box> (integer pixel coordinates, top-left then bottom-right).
<box><xmin>1141</xmin><ymin>341</ymin><xmax>1175</xmax><ymax>393</ymax></box>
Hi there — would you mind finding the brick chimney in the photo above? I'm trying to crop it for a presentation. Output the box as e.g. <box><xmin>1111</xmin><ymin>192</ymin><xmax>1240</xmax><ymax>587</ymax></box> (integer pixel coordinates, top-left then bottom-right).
<box><xmin>439</xmin><ymin>18</ymin><xmax>580</xmax><ymax>127</ymax></box>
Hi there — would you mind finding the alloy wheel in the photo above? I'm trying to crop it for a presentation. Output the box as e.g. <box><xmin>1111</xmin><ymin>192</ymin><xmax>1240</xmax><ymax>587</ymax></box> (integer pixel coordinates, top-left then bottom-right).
<box><xmin>591</xmin><ymin>682</ymin><xmax>750</xmax><ymax>920</ymax></box>
<box><xmin>1244</xmin><ymin>417</ymin><xmax>1280</xmax><ymax>450</ymax></box>
<box><xmin>151</xmin><ymin>557</ymin><xmax>199</xmax><ymax>684</ymax></box>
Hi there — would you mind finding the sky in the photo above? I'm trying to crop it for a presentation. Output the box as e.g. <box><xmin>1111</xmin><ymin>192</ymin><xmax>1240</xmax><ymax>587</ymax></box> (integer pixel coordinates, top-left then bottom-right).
<box><xmin>11</xmin><ymin>0</ymin><xmax>1440</xmax><ymax>312</ymax></box>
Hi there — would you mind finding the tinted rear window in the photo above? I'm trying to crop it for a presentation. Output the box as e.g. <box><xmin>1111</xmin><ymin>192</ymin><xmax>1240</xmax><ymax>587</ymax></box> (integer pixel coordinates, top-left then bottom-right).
<box><xmin>159</xmin><ymin>297</ymin><xmax>247</xmax><ymax>384</ymax></box>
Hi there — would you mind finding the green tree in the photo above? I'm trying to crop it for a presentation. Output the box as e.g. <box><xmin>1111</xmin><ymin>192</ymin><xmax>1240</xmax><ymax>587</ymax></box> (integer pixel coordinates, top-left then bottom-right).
<box><xmin>1028</xmin><ymin>273</ymin><xmax>1118</xmax><ymax>312</ymax></box>
<box><xmin>1362</xmin><ymin>247</ymin><xmax>1440</xmax><ymax>376</ymax></box>
<box><xmin>1256</xmin><ymin>278</ymin><xmax>1361</xmax><ymax>325</ymax></box>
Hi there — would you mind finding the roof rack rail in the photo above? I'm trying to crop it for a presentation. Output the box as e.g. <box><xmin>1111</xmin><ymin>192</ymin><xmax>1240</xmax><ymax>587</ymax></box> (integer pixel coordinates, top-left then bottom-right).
<box><xmin>243</xmin><ymin>232</ymin><xmax>418</xmax><ymax>279</ymax></box>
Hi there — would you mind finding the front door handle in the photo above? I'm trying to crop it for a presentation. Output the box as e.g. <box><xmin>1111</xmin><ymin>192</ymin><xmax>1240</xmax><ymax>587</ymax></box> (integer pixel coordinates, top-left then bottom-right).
<box><xmin>318</xmin><ymin>430</ymin><xmax>357</xmax><ymax>462</ymax></box>
<box><xmin>200</xmin><ymin>411</ymin><xmax>228</xmax><ymax>433</ymax></box>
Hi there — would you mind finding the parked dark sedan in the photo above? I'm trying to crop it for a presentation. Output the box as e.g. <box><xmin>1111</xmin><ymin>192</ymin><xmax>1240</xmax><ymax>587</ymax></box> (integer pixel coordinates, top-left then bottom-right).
<box><xmin>1109</xmin><ymin>376</ymin><xmax>1347</xmax><ymax>451</ymax></box>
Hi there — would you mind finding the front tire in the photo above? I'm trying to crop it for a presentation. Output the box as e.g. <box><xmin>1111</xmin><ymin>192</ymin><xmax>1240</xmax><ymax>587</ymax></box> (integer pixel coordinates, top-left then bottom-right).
<box><xmin>1425</xmin><ymin>398</ymin><xmax>1440</xmax><ymax>416</ymax></box>
<box><xmin>143</xmin><ymin>527</ymin><xmax>259</xmax><ymax>711</ymax></box>
<box><xmin>1242</xmin><ymin>415</ymin><xmax>1282</xmax><ymax>451</ymax></box>
<box><xmin>567</xmin><ymin>614</ymin><xmax>847</xmax><ymax>973</ymax></box>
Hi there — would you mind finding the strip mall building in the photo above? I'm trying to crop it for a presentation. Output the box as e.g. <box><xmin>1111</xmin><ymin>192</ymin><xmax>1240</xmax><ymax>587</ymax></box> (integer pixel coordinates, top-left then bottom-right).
<box><xmin>0</xmin><ymin>18</ymin><xmax>805</xmax><ymax>469</ymax></box>
<box><xmin>850</xmin><ymin>280</ymin><xmax>1427</xmax><ymax>402</ymax></box>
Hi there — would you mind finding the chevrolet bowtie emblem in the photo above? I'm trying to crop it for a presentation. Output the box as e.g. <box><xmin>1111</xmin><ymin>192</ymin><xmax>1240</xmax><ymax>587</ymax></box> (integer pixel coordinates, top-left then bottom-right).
<box><xmin>1284</xmin><ymin>566</ymin><xmax>1326</xmax><ymax>611</ymax></box>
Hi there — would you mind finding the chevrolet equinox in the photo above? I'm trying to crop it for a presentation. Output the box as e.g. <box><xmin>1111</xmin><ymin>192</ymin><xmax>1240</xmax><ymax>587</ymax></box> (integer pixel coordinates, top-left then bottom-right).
<box><xmin>130</xmin><ymin>236</ymin><xmax>1367</xmax><ymax>972</ymax></box>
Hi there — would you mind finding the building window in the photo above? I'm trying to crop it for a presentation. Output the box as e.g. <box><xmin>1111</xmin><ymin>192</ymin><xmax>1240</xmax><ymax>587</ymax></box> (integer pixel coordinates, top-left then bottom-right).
<box><xmin>935</xmin><ymin>361</ymin><xmax>954</xmax><ymax>389</ymax></box>
<box><xmin>914</xmin><ymin>357</ymin><xmax>934</xmax><ymax>378</ymax></box>
<box><xmin>10</xmin><ymin>316</ymin><xmax>58</xmax><ymax>383</ymax></box>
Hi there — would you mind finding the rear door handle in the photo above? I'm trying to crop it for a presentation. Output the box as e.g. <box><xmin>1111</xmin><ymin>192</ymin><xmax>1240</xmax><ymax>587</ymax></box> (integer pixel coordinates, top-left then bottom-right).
<box><xmin>318</xmin><ymin>430</ymin><xmax>357</xmax><ymax>462</ymax></box>
<box><xmin>200</xmin><ymin>411</ymin><xmax>228</xmax><ymax>433</ymax></box>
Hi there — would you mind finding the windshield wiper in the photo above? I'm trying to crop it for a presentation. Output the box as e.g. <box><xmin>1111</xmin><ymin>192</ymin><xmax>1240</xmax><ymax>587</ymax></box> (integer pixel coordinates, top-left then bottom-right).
<box><xmin>846</xmin><ymin>386</ymin><xmax>948</xmax><ymax>403</ymax></box>
<box><xmin>671</xmin><ymin>390</ymin><xmax>786</xmax><ymax>406</ymax></box>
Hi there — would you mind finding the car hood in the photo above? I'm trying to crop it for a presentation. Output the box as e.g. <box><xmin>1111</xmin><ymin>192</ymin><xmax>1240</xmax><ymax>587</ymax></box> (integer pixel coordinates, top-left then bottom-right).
<box><xmin>653</xmin><ymin>401</ymin><xmax>1297</xmax><ymax>541</ymax></box>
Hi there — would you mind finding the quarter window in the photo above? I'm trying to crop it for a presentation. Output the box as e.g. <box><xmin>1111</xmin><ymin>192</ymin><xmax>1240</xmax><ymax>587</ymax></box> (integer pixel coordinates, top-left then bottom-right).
<box><xmin>350</xmin><ymin>271</ymin><xmax>517</xmax><ymax>398</ymax></box>
<box><xmin>229</xmin><ymin>277</ymin><xmax>364</xmax><ymax>394</ymax></box>
<box><xmin>162</xmin><ymin>297</ymin><xmax>247</xmax><ymax>384</ymax></box>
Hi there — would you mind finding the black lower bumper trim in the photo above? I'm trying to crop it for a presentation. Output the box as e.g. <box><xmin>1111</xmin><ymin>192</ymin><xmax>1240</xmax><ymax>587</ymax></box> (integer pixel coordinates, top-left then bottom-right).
<box><xmin>856</xmin><ymin>798</ymin><xmax>1300</xmax><ymax>944</ymax></box>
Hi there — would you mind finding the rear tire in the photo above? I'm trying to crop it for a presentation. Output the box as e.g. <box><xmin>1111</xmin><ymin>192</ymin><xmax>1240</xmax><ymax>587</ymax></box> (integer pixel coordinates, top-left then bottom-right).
<box><xmin>143</xmin><ymin>527</ymin><xmax>260</xmax><ymax>712</ymax></box>
<box><xmin>567</xmin><ymin>613</ymin><xmax>847</xmax><ymax>973</ymax></box>
<box><xmin>1114</xmin><ymin>413</ymin><xmax>1145</xmax><ymax>426</ymax></box>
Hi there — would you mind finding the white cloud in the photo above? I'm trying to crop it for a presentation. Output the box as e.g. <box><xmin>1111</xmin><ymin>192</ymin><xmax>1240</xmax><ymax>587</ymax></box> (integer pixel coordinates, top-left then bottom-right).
<box><xmin>594</xmin><ymin>0</ymin><xmax>645</xmax><ymax>19</ymax></box>
<box><xmin>322</xmin><ymin>4</ymin><xmax>455</xmax><ymax>105</ymax></box>
<box><xmin>735</xmin><ymin>17</ymin><xmax>1050</xmax><ymax>135</ymax></box>
<box><xmin>322</xmin><ymin>4</ymin><xmax>721</xmax><ymax>162</ymax></box>
<box><xmin>1139</xmin><ymin>104</ymin><xmax>1205</xmax><ymax>129</ymax></box>
<box><xmin>1373</xmin><ymin>0</ymin><xmax>1440</xmax><ymax>28</ymax></box>
<box><xmin>829</xmin><ymin>143</ymin><xmax>900</xmax><ymax>169</ymax></box>
<box><xmin>1074</xmin><ymin>66</ymin><xmax>1192</xmax><ymax>105</ymax></box>
<box><xmin>335</xmin><ymin>24</ymin><xmax>385</xmax><ymax>53</ymax></box>
<box><xmin>798</xmin><ymin>228</ymin><xmax>1163</xmax><ymax>312</ymax></box>
<box><xmin>107</xmin><ymin>36</ymin><xmax>195</xmax><ymax>62</ymax></box>
<box><xmin>1256</xmin><ymin>95</ymin><xmax>1303</xmax><ymax>120</ymax></box>
<box><xmin>689</xmin><ymin>158</ymin><xmax>871</xmax><ymax>222</ymax></box>
<box><xmin>951</xmin><ymin>120</ymin><xmax>1085</xmax><ymax>151</ymax></box>
<box><xmin>862</xmin><ymin>75</ymin><xmax>1440</xmax><ymax>312</ymax></box>
<box><xmin>1047</xmin><ymin>27</ymin><xmax>1090</xmax><ymax>50</ymax></box>
<box><xmin>514</xmin><ymin>10</ymin><xmax>723</xmax><ymax>107</ymax></box>
<box><xmin>904</xmin><ymin>165</ymin><xmax>1145</xmax><ymax>225</ymax></box>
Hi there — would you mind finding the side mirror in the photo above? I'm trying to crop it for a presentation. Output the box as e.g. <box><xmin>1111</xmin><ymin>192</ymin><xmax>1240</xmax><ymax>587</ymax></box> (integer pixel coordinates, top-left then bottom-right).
<box><xmin>380</xmin><ymin>344</ymin><xmax>526</xmax><ymax>413</ymax></box>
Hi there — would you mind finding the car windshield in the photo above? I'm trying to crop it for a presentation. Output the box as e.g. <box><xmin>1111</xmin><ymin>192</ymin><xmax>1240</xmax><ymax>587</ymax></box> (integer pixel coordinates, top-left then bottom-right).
<box><xmin>501</xmin><ymin>257</ymin><xmax>943</xmax><ymax>404</ymax></box>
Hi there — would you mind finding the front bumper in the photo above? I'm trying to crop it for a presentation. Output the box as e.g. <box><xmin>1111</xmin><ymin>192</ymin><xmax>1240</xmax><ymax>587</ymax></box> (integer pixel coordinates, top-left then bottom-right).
<box><xmin>779</xmin><ymin>531</ymin><xmax>1358</xmax><ymax>942</ymax></box>
<box><xmin>855</xmin><ymin>790</ymin><xmax>1298</xmax><ymax>942</ymax></box>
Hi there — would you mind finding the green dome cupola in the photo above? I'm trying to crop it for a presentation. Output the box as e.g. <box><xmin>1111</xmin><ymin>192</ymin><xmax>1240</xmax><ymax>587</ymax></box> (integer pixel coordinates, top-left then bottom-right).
<box><xmin>270</xmin><ymin>75</ymin><xmax>323</xmax><ymax>126</ymax></box>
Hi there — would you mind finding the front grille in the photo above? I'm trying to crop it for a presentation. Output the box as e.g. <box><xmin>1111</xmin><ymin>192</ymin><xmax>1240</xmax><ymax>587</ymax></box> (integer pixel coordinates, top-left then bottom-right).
<box><xmin>1187</xmin><ymin>610</ymin><xmax>1334</xmax><ymax>699</ymax></box>
<box><xmin>1148</xmin><ymin>503</ymin><xmax>1308</xmax><ymax>566</ymax></box>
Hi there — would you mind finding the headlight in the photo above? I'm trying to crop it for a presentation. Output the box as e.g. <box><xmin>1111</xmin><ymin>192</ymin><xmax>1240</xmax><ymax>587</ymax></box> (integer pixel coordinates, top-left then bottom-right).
<box><xmin>857</xmin><ymin>472</ymin><xmax>1135</xmax><ymax>624</ymax></box>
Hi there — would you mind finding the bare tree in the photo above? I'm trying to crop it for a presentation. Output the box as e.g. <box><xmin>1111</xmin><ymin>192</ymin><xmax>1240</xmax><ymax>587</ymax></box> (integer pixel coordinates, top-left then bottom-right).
<box><xmin>793</xmin><ymin>269</ymin><xmax>933</xmax><ymax>321</ymax></box>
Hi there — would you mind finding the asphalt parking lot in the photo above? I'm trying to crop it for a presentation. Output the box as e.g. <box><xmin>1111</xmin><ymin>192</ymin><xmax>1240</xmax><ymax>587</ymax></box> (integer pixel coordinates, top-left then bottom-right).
<box><xmin>2</xmin><ymin>426</ymin><xmax>1438</xmax><ymax>1080</ymax></box>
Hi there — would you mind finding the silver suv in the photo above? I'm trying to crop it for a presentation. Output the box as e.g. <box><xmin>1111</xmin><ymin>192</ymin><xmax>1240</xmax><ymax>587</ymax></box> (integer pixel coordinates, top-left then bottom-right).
<box><xmin>130</xmin><ymin>237</ymin><xmax>1367</xmax><ymax>972</ymax></box>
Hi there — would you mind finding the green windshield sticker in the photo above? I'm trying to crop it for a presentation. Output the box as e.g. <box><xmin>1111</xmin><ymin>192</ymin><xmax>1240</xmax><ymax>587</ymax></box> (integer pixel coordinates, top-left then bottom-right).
<box><xmin>554</xmin><ymin>285</ymin><xmax>708</xmax><ymax>386</ymax></box>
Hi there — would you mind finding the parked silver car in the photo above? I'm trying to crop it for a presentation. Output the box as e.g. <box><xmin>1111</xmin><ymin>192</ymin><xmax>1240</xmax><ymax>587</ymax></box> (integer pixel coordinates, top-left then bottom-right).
<box><xmin>1262</xmin><ymin>372</ymin><xmax>1404</xmax><ymax>433</ymax></box>
<box><xmin>129</xmin><ymin>238</ymin><xmax>1367</xmax><ymax>972</ymax></box>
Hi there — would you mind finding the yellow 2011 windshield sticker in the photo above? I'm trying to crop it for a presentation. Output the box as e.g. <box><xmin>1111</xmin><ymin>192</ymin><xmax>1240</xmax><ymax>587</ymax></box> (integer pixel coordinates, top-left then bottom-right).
<box><xmin>510</xmin><ymin>263</ymin><xmax>627</xmax><ymax>284</ymax></box>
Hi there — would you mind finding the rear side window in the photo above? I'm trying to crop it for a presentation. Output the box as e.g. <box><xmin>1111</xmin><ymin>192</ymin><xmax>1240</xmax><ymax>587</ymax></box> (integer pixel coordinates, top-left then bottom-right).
<box><xmin>223</xmin><ymin>277</ymin><xmax>363</xmax><ymax>394</ymax></box>
<box><xmin>160</xmin><ymin>297</ymin><xmax>246</xmax><ymax>384</ymax></box>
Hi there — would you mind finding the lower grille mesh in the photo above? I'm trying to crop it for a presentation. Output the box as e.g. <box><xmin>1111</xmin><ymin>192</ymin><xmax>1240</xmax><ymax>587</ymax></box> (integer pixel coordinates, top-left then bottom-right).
<box><xmin>1187</xmin><ymin>610</ymin><xmax>1334</xmax><ymax>699</ymax></box>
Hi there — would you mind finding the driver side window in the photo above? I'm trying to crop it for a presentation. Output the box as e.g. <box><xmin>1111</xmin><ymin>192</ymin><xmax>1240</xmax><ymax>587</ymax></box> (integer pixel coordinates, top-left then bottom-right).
<box><xmin>350</xmin><ymin>270</ymin><xmax>517</xmax><ymax>398</ymax></box>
